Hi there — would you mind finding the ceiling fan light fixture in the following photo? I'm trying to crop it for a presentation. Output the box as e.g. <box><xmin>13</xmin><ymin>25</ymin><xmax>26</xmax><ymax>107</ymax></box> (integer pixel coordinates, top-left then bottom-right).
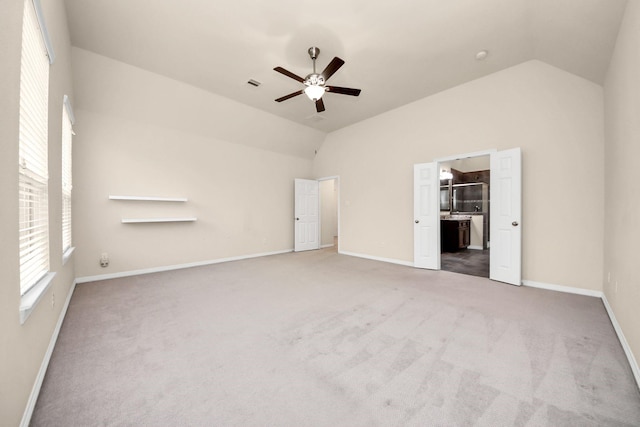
<box><xmin>273</xmin><ymin>47</ymin><xmax>360</xmax><ymax>112</ymax></box>
<box><xmin>304</xmin><ymin>84</ymin><xmax>326</xmax><ymax>101</ymax></box>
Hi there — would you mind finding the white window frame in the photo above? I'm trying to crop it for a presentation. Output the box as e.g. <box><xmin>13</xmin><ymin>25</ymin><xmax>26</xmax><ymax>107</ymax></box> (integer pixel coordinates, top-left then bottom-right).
<box><xmin>19</xmin><ymin>0</ymin><xmax>56</xmax><ymax>324</ymax></box>
<box><xmin>62</xmin><ymin>95</ymin><xmax>75</xmax><ymax>263</ymax></box>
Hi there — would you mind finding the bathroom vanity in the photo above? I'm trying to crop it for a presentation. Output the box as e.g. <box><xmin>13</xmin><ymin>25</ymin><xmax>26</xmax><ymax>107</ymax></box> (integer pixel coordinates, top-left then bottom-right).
<box><xmin>441</xmin><ymin>217</ymin><xmax>471</xmax><ymax>252</ymax></box>
<box><xmin>440</xmin><ymin>168</ymin><xmax>489</xmax><ymax>251</ymax></box>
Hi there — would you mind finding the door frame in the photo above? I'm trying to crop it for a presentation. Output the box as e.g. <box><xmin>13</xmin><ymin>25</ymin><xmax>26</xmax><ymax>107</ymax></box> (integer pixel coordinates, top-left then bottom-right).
<box><xmin>434</xmin><ymin>150</ymin><xmax>496</xmax><ymax>272</ymax></box>
<box><xmin>429</xmin><ymin>148</ymin><xmax>522</xmax><ymax>285</ymax></box>
<box><xmin>317</xmin><ymin>176</ymin><xmax>341</xmax><ymax>253</ymax></box>
<box><xmin>434</xmin><ymin>149</ymin><xmax>496</xmax><ymax>275</ymax></box>
<box><xmin>434</xmin><ymin>149</ymin><xmax>497</xmax><ymax>165</ymax></box>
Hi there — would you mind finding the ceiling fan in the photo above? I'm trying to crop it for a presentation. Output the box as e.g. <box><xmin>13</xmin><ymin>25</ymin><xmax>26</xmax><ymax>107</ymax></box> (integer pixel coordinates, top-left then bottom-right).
<box><xmin>273</xmin><ymin>47</ymin><xmax>361</xmax><ymax>113</ymax></box>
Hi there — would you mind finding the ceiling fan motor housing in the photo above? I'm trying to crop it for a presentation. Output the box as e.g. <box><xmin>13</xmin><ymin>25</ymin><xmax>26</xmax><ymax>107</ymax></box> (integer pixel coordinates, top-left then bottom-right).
<box><xmin>305</xmin><ymin>74</ymin><xmax>325</xmax><ymax>87</ymax></box>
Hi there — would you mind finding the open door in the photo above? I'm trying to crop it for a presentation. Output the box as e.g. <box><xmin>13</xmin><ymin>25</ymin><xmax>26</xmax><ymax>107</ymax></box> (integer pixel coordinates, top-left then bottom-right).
<box><xmin>490</xmin><ymin>148</ymin><xmax>522</xmax><ymax>285</ymax></box>
<box><xmin>294</xmin><ymin>179</ymin><xmax>319</xmax><ymax>252</ymax></box>
<box><xmin>414</xmin><ymin>162</ymin><xmax>440</xmax><ymax>269</ymax></box>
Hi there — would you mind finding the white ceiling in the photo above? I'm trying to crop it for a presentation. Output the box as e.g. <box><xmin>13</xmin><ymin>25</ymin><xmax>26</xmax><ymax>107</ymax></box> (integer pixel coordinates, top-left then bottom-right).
<box><xmin>63</xmin><ymin>0</ymin><xmax>628</xmax><ymax>133</ymax></box>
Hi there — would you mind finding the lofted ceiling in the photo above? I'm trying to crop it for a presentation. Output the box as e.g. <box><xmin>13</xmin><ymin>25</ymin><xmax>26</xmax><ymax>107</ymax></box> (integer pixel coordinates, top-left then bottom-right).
<box><xmin>63</xmin><ymin>0</ymin><xmax>628</xmax><ymax>133</ymax></box>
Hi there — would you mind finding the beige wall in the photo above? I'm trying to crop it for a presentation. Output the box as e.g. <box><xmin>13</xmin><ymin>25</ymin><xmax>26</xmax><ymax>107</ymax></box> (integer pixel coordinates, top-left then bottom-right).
<box><xmin>0</xmin><ymin>0</ymin><xmax>76</xmax><ymax>425</ymax></box>
<box><xmin>1</xmin><ymin>3</ymin><xmax>633</xmax><ymax>422</ymax></box>
<box><xmin>604</xmin><ymin>0</ymin><xmax>640</xmax><ymax>376</ymax></box>
<box><xmin>72</xmin><ymin>49</ymin><xmax>320</xmax><ymax>278</ymax></box>
<box><xmin>313</xmin><ymin>60</ymin><xmax>605</xmax><ymax>291</ymax></box>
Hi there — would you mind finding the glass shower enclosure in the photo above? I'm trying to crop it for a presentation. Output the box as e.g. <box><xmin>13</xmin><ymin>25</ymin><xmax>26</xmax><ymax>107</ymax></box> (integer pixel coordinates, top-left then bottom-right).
<box><xmin>451</xmin><ymin>182</ymin><xmax>488</xmax><ymax>213</ymax></box>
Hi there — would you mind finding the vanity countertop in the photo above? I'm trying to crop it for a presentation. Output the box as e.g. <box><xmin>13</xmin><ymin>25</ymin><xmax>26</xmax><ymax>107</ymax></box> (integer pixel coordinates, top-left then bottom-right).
<box><xmin>441</xmin><ymin>215</ymin><xmax>472</xmax><ymax>221</ymax></box>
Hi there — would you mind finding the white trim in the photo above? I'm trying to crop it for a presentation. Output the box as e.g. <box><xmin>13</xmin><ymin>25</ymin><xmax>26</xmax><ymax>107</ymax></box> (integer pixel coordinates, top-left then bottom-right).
<box><xmin>339</xmin><ymin>250</ymin><xmax>414</xmax><ymax>267</ymax></box>
<box><xmin>62</xmin><ymin>246</ymin><xmax>75</xmax><ymax>265</ymax></box>
<box><xmin>432</xmin><ymin>149</ymin><xmax>496</xmax><ymax>274</ymax></box>
<box><xmin>121</xmin><ymin>217</ymin><xmax>196</xmax><ymax>223</ymax></box>
<box><xmin>522</xmin><ymin>280</ymin><xmax>603</xmax><ymax>298</ymax></box>
<box><xmin>467</xmin><ymin>245</ymin><xmax>483</xmax><ymax>250</ymax></box>
<box><xmin>31</xmin><ymin>0</ymin><xmax>55</xmax><ymax>64</ymax></box>
<box><xmin>109</xmin><ymin>195</ymin><xmax>187</xmax><ymax>202</ymax></box>
<box><xmin>63</xmin><ymin>95</ymin><xmax>75</xmax><ymax>124</ymax></box>
<box><xmin>317</xmin><ymin>175</ymin><xmax>340</xmax><ymax>181</ymax></box>
<box><xmin>602</xmin><ymin>293</ymin><xmax>640</xmax><ymax>389</ymax></box>
<box><xmin>20</xmin><ymin>279</ymin><xmax>76</xmax><ymax>427</ymax></box>
<box><xmin>320</xmin><ymin>243</ymin><xmax>334</xmax><ymax>249</ymax></box>
<box><xmin>434</xmin><ymin>148</ymin><xmax>497</xmax><ymax>163</ymax></box>
<box><xmin>19</xmin><ymin>272</ymin><xmax>56</xmax><ymax>324</ymax></box>
<box><xmin>76</xmin><ymin>249</ymin><xmax>294</xmax><ymax>283</ymax></box>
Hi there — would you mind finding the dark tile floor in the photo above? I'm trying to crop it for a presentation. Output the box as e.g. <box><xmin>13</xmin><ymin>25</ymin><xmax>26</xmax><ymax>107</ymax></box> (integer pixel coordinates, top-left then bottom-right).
<box><xmin>441</xmin><ymin>248</ymin><xmax>490</xmax><ymax>278</ymax></box>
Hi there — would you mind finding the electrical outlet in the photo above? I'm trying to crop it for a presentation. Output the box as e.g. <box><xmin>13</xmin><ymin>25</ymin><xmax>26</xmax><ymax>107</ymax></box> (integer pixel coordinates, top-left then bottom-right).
<box><xmin>100</xmin><ymin>252</ymin><xmax>109</xmax><ymax>268</ymax></box>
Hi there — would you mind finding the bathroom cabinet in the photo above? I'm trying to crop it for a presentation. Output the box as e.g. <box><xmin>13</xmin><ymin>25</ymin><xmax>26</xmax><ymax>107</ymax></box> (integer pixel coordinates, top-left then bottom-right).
<box><xmin>441</xmin><ymin>219</ymin><xmax>470</xmax><ymax>252</ymax></box>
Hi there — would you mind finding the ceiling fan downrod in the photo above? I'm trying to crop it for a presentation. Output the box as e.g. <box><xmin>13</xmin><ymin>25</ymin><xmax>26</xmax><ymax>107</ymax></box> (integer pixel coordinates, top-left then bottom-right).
<box><xmin>308</xmin><ymin>46</ymin><xmax>320</xmax><ymax>74</ymax></box>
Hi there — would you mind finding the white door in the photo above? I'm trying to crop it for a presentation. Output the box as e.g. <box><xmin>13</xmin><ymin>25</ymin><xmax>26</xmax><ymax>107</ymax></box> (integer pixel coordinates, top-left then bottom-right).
<box><xmin>414</xmin><ymin>162</ymin><xmax>440</xmax><ymax>269</ymax></box>
<box><xmin>294</xmin><ymin>179</ymin><xmax>319</xmax><ymax>252</ymax></box>
<box><xmin>490</xmin><ymin>148</ymin><xmax>522</xmax><ymax>285</ymax></box>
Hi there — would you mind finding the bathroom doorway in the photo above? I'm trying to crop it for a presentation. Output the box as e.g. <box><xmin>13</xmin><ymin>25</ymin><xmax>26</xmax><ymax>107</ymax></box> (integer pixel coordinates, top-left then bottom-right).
<box><xmin>438</xmin><ymin>155</ymin><xmax>490</xmax><ymax>278</ymax></box>
<box><xmin>414</xmin><ymin>148</ymin><xmax>521</xmax><ymax>285</ymax></box>
<box><xmin>319</xmin><ymin>177</ymin><xmax>339</xmax><ymax>251</ymax></box>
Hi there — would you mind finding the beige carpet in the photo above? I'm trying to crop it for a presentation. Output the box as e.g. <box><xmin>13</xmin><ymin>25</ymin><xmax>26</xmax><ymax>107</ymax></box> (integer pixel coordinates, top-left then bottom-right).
<box><xmin>32</xmin><ymin>248</ymin><xmax>640</xmax><ymax>426</ymax></box>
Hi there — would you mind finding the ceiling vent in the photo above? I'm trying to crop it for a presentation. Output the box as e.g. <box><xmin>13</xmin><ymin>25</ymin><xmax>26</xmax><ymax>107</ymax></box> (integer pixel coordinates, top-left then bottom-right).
<box><xmin>247</xmin><ymin>79</ymin><xmax>261</xmax><ymax>87</ymax></box>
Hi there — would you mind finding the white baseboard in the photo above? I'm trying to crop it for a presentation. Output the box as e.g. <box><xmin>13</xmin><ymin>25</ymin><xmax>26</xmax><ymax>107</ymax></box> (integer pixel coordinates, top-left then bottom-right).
<box><xmin>320</xmin><ymin>243</ymin><xmax>335</xmax><ymax>249</ymax></box>
<box><xmin>76</xmin><ymin>249</ymin><xmax>294</xmax><ymax>284</ymax></box>
<box><xmin>522</xmin><ymin>280</ymin><xmax>603</xmax><ymax>298</ymax></box>
<box><xmin>467</xmin><ymin>245</ymin><xmax>483</xmax><ymax>250</ymax></box>
<box><xmin>20</xmin><ymin>279</ymin><xmax>77</xmax><ymax>427</ymax></box>
<box><xmin>523</xmin><ymin>280</ymin><xmax>638</xmax><ymax>390</ymax></box>
<box><xmin>339</xmin><ymin>250</ymin><xmax>414</xmax><ymax>267</ymax></box>
<box><xmin>601</xmin><ymin>294</ymin><xmax>640</xmax><ymax>389</ymax></box>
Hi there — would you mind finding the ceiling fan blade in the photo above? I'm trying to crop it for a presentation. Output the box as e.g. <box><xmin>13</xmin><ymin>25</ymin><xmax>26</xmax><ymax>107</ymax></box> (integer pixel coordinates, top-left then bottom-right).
<box><xmin>326</xmin><ymin>86</ymin><xmax>361</xmax><ymax>96</ymax></box>
<box><xmin>275</xmin><ymin>90</ymin><xmax>304</xmax><ymax>102</ymax></box>
<box><xmin>320</xmin><ymin>57</ymin><xmax>345</xmax><ymax>81</ymax></box>
<box><xmin>274</xmin><ymin>66</ymin><xmax>305</xmax><ymax>83</ymax></box>
<box><xmin>315</xmin><ymin>98</ymin><xmax>325</xmax><ymax>113</ymax></box>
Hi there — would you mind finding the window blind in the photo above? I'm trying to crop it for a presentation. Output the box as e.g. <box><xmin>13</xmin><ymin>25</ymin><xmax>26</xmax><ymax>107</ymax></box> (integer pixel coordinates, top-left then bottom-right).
<box><xmin>61</xmin><ymin>98</ymin><xmax>73</xmax><ymax>253</ymax></box>
<box><xmin>18</xmin><ymin>0</ymin><xmax>50</xmax><ymax>296</ymax></box>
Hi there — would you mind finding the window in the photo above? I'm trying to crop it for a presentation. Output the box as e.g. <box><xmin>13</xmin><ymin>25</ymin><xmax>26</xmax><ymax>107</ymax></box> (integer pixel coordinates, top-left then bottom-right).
<box><xmin>62</xmin><ymin>96</ymin><xmax>74</xmax><ymax>257</ymax></box>
<box><xmin>18</xmin><ymin>0</ymin><xmax>55</xmax><ymax>300</ymax></box>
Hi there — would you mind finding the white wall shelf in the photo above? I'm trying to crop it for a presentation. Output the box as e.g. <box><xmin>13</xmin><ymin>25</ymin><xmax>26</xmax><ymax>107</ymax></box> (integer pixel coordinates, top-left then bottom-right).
<box><xmin>121</xmin><ymin>217</ymin><xmax>197</xmax><ymax>224</ymax></box>
<box><xmin>109</xmin><ymin>195</ymin><xmax>188</xmax><ymax>202</ymax></box>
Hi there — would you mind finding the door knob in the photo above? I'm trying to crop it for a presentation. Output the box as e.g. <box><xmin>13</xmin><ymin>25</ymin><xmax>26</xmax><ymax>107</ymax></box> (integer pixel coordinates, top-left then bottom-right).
<box><xmin>415</xmin><ymin>220</ymin><xmax>420</xmax><ymax>223</ymax></box>
<box><xmin>512</xmin><ymin>221</ymin><xmax>519</xmax><ymax>226</ymax></box>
